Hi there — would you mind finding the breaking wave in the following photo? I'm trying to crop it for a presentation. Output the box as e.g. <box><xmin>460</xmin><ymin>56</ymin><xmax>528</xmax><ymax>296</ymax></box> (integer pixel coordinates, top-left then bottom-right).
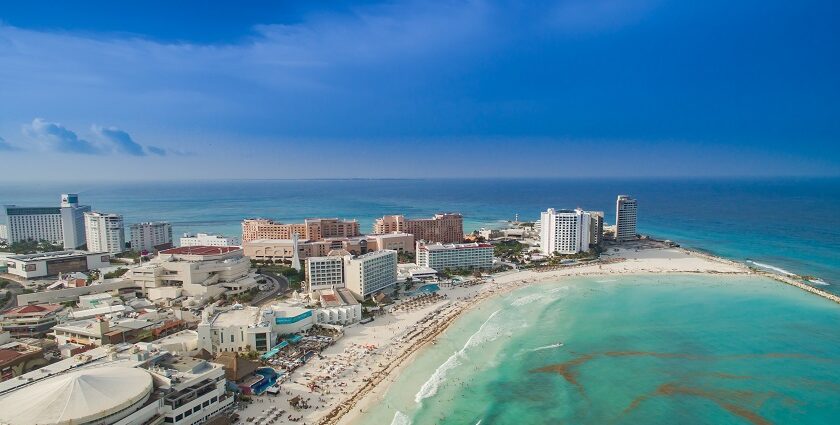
<box><xmin>415</xmin><ymin>310</ymin><xmax>502</xmax><ymax>403</ymax></box>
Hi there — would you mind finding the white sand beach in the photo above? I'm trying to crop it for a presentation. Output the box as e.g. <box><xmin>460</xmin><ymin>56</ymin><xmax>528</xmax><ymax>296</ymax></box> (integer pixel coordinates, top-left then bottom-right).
<box><xmin>238</xmin><ymin>241</ymin><xmax>834</xmax><ymax>425</ymax></box>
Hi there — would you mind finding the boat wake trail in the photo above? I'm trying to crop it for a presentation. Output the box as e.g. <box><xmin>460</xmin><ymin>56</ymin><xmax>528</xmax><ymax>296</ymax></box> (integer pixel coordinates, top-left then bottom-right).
<box><xmin>414</xmin><ymin>310</ymin><xmax>502</xmax><ymax>404</ymax></box>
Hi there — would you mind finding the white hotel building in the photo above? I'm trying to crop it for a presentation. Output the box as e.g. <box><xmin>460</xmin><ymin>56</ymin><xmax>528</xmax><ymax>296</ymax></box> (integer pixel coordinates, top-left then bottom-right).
<box><xmin>1</xmin><ymin>193</ymin><xmax>90</xmax><ymax>249</ymax></box>
<box><xmin>306</xmin><ymin>252</ymin><xmax>347</xmax><ymax>293</ymax></box>
<box><xmin>130</xmin><ymin>221</ymin><xmax>173</xmax><ymax>252</ymax></box>
<box><xmin>85</xmin><ymin>211</ymin><xmax>126</xmax><ymax>254</ymax></box>
<box><xmin>539</xmin><ymin>208</ymin><xmax>594</xmax><ymax>255</ymax></box>
<box><xmin>416</xmin><ymin>242</ymin><xmax>494</xmax><ymax>270</ymax></box>
<box><xmin>344</xmin><ymin>250</ymin><xmax>398</xmax><ymax>300</ymax></box>
<box><xmin>180</xmin><ymin>232</ymin><xmax>239</xmax><ymax>247</ymax></box>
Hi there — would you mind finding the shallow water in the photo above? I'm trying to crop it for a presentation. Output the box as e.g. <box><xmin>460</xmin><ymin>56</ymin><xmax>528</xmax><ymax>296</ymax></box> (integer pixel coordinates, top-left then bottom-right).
<box><xmin>357</xmin><ymin>275</ymin><xmax>840</xmax><ymax>425</ymax></box>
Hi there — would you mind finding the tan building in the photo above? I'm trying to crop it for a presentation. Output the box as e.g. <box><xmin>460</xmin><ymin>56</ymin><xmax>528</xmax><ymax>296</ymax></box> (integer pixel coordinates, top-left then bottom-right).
<box><xmin>241</xmin><ymin>218</ymin><xmax>360</xmax><ymax>242</ymax></box>
<box><xmin>125</xmin><ymin>246</ymin><xmax>255</xmax><ymax>302</ymax></box>
<box><xmin>374</xmin><ymin>213</ymin><xmax>464</xmax><ymax>244</ymax></box>
<box><xmin>243</xmin><ymin>233</ymin><xmax>414</xmax><ymax>262</ymax></box>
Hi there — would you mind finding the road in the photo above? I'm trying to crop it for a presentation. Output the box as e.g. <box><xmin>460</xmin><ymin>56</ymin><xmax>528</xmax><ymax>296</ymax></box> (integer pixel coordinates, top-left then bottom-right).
<box><xmin>251</xmin><ymin>272</ymin><xmax>290</xmax><ymax>306</ymax></box>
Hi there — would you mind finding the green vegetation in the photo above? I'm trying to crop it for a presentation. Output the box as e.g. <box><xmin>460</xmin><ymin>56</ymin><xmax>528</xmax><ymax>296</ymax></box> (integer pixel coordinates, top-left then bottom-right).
<box><xmin>235</xmin><ymin>287</ymin><xmax>260</xmax><ymax>303</ymax></box>
<box><xmin>441</xmin><ymin>267</ymin><xmax>486</xmax><ymax>277</ymax></box>
<box><xmin>103</xmin><ymin>268</ymin><xmax>129</xmax><ymax>279</ymax></box>
<box><xmin>494</xmin><ymin>240</ymin><xmax>525</xmax><ymax>262</ymax></box>
<box><xmin>397</xmin><ymin>251</ymin><xmax>415</xmax><ymax>264</ymax></box>
<box><xmin>540</xmin><ymin>248</ymin><xmax>601</xmax><ymax>266</ymax></box>
<box><xmin>0</xmin><ymin>239</ymin><xmax>64</xmax><ymax>254</ymax></box>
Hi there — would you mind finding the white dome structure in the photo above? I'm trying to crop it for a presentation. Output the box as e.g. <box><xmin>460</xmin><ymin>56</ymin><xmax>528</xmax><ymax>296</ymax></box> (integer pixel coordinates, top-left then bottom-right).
<box><xmin>0</xmin><ymin>366</ymin><xmax>153</xmax><ymax>425</ymax></box>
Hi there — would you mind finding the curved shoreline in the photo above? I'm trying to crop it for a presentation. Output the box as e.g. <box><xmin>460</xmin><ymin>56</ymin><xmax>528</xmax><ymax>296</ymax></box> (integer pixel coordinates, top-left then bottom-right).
<box><xmin>316</xmin><ymin>246</ymin><xmax>837</xmax><ymax>425</ymax></box>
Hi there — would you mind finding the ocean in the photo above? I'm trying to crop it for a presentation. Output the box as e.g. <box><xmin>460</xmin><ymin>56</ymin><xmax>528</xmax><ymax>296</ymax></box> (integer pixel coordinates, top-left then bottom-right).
<box><xmin>357</xmin><ymin>275</ymin><xmax>840</xmax><ymax>425</ymax></box>
<box><xmin>1</xmin><ymin>177</ymin><xmax>837</xmax><ymax>291</ymax></box>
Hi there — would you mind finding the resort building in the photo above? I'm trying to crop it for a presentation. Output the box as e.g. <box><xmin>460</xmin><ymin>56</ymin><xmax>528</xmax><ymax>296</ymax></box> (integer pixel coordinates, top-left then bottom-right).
<box><xmin>589</xmin><ymin>211</ymin><xmax>605</xmax><ymax>247</ymax></box>
<box><xmin>616</xmin><ymin>195</ymin><xmax>638</xmax><ymax>242</ymax></box>
<box><xmin>125</xmin><ymin>246</ymin><xmax>256</xmax><ymax>303</ymax></box>
<box><xmin>180</xmin><ymin>232</ymin><xmax>239</xmax><ymax>247</ymax></box>
<box><xmin>1</xmin><ymin>193</ymin><xmax>90</xmax><ymax>249</ymax></box>
<box><xmin>4</xmin><ymin>250</ymin><xmax>110</xmax><ymax>279</ymax></box>
<box><xmin>243</xmin><ymin>232</ymin><xmax>414</xmax><ymax>262</ymax></box>
<box><xmin>130</xmin><ymin>221</ymin><xmax>173</xmax><ymax>253</ymax></box>
<box><xmin>196</xmin><ymin>304</ymin><xmax>315</xmax><ymax>354</ymax></box>
<box><xmin>416</xmin><ymin>242</ymin><xmax>494</xmax><ymax>270</ymax></box>
<box><xmin>312</xmin><ymin>288</ymin><xmax>362</xmax><ymax>325</ymax></box>
<box><xmin>0</xmin><ymin>344</ymin><xmax>233</xmax><ymax>425</ymax></box>
<box><xmin>344</xmin><ymin>250</ymin><xmax>398</xmax><ymax>300</ymax></box>
<box><xmin>539</xmin><ymin>208</ymin><xmax>593</xmax><ymax>255</ymax></box>
<box><xmin>241</xmin><ymin>217</ymin><xmax>360</xmax><ymax>242</ymax></box>
<box><xmin>84</xmin><ymin>211</ymin><xmax>125</xmax><ymax>254</ymax></box>
<box><xmin>373</xmin><ymin>213</ymin><xmax>464</xmax><ymax>243</ymax></box>
<box><xmin>307</xmin><ymin>251</ymin><xmax>348</xmax><ymax>292</ymax></box>
<box><xmin>0</xmin><ymin>304</ymin><xmax>65</xmax><ymax>338</ymax></box>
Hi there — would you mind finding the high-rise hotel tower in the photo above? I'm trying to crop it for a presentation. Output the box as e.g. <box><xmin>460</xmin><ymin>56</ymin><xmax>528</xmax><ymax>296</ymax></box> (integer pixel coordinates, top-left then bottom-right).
<box><xmin>615</xmin><ymin>195</ymin><xmax>638</xmax><ymax>242</ymax></box>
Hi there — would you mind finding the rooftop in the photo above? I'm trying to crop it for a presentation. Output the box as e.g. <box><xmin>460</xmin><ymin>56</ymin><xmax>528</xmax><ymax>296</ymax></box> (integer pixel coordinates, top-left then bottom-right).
<box><xmin>1</xmin><ymin>303</ymin><xmax>64</xmax><ymax>317</ymax></box>
<box><xmin>7</xmin><ymin>250</ymin><xmax>107</xmax><ymax>261</ymax></box>
<box><xmin>420</xmin><ymin>242</ymin><xmax>492</xmax><ymax>251</ymax></box>
<box><xmin>160</xmin><ymin>246</ymin><xmax>241</xmax><ymax>255</ymax></box>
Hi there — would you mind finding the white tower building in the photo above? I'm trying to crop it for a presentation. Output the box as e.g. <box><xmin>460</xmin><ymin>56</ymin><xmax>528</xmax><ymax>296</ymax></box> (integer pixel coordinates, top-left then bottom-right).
<box><xmin>84</xmin><ymin>211</ymin><xmax>125</xmax><ymax>254</ymax></box>
<box><xmin>539</xmin><ymin>208</ymin><xmax>592</xmax><ymax>255</ymax></box>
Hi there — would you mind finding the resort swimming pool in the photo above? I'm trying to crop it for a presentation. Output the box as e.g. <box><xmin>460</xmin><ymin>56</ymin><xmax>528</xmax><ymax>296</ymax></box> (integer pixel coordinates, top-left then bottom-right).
<box><xmin>405</xmin><ymin>284</ymin><xmax>440</xmax><ymax>297</ymax></box>
<box><xmin>251</xmin><ymin>368</ymin><xmax>279</xmax><ymax>395</ymax></box>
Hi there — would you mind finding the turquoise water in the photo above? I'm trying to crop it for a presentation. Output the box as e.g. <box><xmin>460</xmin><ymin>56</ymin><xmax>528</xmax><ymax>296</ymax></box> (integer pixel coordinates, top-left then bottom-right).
<box><xmin>359</xmin><ymin>275</ymin><xmax>840</xmax><ymax>425</ymax></box>
<box><xmin>1</xmin><ymin>178</ymin><xmax>838</xmax><ymax>291</ymax></box>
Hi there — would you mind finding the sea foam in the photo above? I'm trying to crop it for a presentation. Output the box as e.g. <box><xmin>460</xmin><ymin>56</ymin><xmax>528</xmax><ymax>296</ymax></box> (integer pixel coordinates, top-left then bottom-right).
<box><xmin>414</xmin><ymin>310</ymin><xmax>502</xmax><ymax>404</ymax></box>
<box><xmin>746</xmin><ymin>260</ymin><xmax>797</xmax><ymax>276</ymax></box>
<box><xmin>390</xmin><ymin>411</ymin><xmax>412</xmax><ymax>425</ymax></box>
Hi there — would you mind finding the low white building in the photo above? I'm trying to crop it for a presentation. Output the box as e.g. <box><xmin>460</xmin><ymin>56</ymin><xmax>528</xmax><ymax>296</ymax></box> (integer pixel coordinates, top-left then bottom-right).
<box><xmin>196</xmin><ymin>304</ymin><xmax>315</xmax><ymax>354</ymax></box>
<box><xmin>416</xmin><ymin>242</ymin><xmax>493</xmax><ymax>270</ymax></box>
<box><xmin>313</xmin><ymin>288</ymin><xmax>362</xmax><ymax>325</ymax></box>
<box><xmin>4</xmin><ymin>250</ymin><xmax>110</xmax><ymax>279</ymax></box>
<box><xmin>180</xmin><ymin>233</ymin><xmax>239</xmax><ymax>247</ymax></box>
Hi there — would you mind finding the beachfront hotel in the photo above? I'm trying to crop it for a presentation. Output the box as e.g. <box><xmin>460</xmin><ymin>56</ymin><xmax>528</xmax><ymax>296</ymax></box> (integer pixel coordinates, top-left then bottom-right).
<box><xmin>615</xmin><ymin>195</ymin><xmax>638</xmax><ymax>242</ymax></box>
<box><xmin>243</xmin><ymin>232</ymin><xmax>414</xmax><ymax>262</ymax></box>
<box><xmin>84</xmin><ymin>211</ymin><xmax>126</xmax><ymax>254</ymax></box>
<box><xmin>306</xmin><ymin>251</ymin><xmax>347</xmax><ymax>292</ymax></box>
<box><xmin>130</xmin><ymin>221</ymin><xmax>173</xmax><ymax>253</ymax></box>
<box><xmin>1</xmin><ymin>193</ymin><xmax>90</xmax><ymax>249</ymax></box>
<box><xmin>416</xmin><ymin>242</ymin><xmax>494</xmax><ymax>270</ymax></box>
<box><xmin>241</xmin><ymin>217</ymin><xmax>360</xmax><ymax>242</ymax></box>
<box><xmin>0</xmin><ymin>344</ymin><xmax>232</xmax><ymax>425</ymax></box>
<box><xmin>373</xmin><ymin>213</ymin><xmax>464</xmax><ymax>243</ymax></box>
<box><xmin>344</xmin><ymin>250</ymin><xmax>398</xmax><ymax>300</ymax></box>
<box><xmin>180</xmin><ymin>232</ymin><xmax>239</xmax><ymax>247</ymax></box>
<box><xmin>305</xmin><ymin>249</ymin><xmax>399</xmax><ymax>300</ymax></box>
<box><xmin>539</xmin><ymin>208</ymin><xmax>595</xmax><ymax>255</ymax></box>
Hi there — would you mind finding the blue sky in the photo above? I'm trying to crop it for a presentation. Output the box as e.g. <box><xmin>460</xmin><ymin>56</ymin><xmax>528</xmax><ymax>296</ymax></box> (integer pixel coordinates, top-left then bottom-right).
<box><xmin>0</xmin><ymin>0</ymin><xmax>838</xmax><ymax>180</ymax></box>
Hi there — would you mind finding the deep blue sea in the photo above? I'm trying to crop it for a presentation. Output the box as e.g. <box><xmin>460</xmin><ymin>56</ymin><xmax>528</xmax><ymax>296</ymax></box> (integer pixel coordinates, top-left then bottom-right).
<box><xmin>1</xmin><ymin>178</ymin><xmax>838</xmax><ymax>291</ymax></box>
